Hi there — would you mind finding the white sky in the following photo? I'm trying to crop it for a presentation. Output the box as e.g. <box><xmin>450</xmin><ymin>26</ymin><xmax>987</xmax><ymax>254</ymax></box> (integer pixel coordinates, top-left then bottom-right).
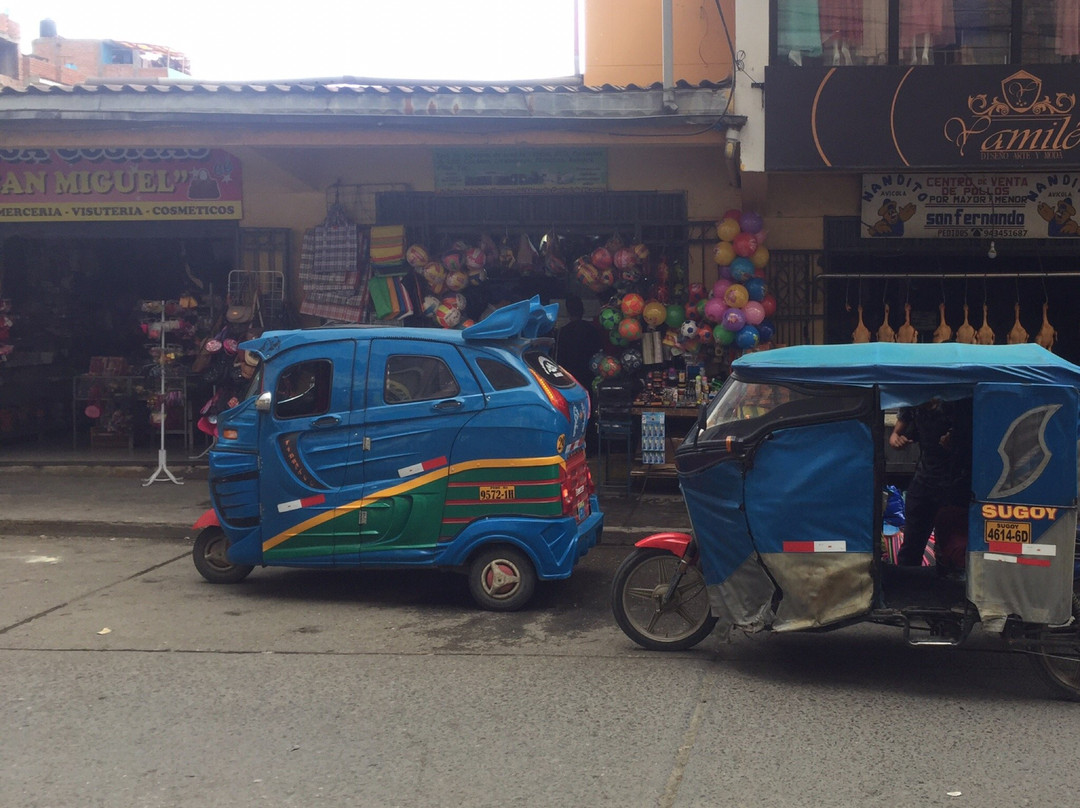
<box><xmin>5</xmin><ymin>0</ymin><xmax>581</xmax><ymax>82</ymax></box>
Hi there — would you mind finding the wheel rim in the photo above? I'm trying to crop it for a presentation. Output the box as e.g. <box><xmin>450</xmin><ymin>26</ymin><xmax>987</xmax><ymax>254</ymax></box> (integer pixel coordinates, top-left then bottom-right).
<box><xmin>1038</xmin><ymin>637</ymin><xmax>1080</xmax><ymax>694</ymax></box>
<box><xmin>480</xmin><ymin>558</ymin><xmax>522</xmax><ymax>600</ymax></box>
<box><xmin>202</xmin><ymin>533</ymin><xmax>234</xmax><ymax>573</ymax></box>
<box><xmin>620</xmin><ymin>554</ymin><xmax>711</xmax><ymax>643</ymax></box>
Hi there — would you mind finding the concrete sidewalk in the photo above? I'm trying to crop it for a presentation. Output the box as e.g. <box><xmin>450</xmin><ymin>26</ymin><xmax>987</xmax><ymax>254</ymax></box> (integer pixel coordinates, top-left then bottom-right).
<box><xmin>0</xmin><ymin>462</ymin><xmax>691</xmax><ymax>542</ymax></box>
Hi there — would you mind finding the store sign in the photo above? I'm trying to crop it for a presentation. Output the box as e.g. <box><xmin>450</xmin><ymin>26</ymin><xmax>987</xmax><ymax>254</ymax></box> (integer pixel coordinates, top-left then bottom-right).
<box><xmin>766</xmin><ymin>64</ymin><xmax>1080</xmax><ymax>171</ymax></box>
<box><xmin>861</xmin><ymin>172</ymin><xmax>1080</xmax><ymax>239</ymax></box>
<box><xmin>0</xmin><ymin>148</ymin><xmax>242</xmax><ymax>222</ymax></box>
<box><xmin>434</xmin><ymin>147</ymin><xmax>607</xmax><ymax>191</ymax></box>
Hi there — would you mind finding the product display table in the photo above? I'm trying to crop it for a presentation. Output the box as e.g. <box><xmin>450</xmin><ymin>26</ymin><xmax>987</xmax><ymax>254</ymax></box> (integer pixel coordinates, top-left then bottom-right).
<box><xmin>628</xmin><ymin>405</ymin><xmax>702</xmax><ymax>477</ymax></box>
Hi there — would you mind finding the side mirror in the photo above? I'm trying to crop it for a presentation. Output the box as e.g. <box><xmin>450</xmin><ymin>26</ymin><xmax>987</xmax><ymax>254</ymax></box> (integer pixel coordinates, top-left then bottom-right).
<box><xmin>697</xmin><ymin>402</ymin><xmax>708</xmax><ymax>433</ymax></box>
<box><xmin>255</xmin><ymin>391</ymin><xmax>272</xmax><ymax>412</ymax></box>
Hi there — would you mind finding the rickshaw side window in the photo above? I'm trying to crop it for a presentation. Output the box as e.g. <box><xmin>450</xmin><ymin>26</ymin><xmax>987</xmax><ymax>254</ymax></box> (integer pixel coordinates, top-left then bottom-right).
<box><xmin>384</xmin><ymin>355</ymin><xmax>461</xmax><ymax>404</ymax></box>
<box><xmin>705</xmin><ymin>380</ymin><xmax>806</xmax><ymax>429</ymax></box>
<box><xmin>274</xmin><ymin>360</ymin><xmax>332</xmax><ymax>419</ymax></box>
<box><xmin>476</xmin><ymin>357</ymin><xmax>529</xmax><ymax>391</ymax></box>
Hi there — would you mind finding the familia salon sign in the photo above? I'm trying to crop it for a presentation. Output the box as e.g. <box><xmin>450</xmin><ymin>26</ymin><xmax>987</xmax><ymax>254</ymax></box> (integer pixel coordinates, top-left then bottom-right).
<box><xmin>0</xmin><ymin>148</ymin><xmax>242</xmax><ymax>222</ymax></box>
<box><xmin>861</xmin><ymin>171</ymin><xmax>1080</xmax><ymax>239</ymax></box>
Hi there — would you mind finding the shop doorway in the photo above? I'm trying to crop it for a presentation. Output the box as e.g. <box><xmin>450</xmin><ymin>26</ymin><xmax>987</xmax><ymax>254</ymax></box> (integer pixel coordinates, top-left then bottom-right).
<box><xmin>0</xmin><ymin>225</ymin><xmax>237</xmax><ymax>452</ymax></box>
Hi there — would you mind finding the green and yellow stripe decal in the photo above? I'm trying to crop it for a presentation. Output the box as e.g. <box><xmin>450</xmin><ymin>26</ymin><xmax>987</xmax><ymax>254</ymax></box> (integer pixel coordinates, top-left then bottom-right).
<box><xmin>262</xmin><ymin>454</ymin><xmax>566</xmax><ymax>553</ymax></box>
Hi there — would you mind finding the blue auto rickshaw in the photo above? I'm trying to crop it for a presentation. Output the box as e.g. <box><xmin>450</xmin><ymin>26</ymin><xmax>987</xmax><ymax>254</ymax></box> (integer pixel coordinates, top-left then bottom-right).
<box><xmin>612</xmin><ymin>343</ymin><xmax>1080</xmax><ymax>700</ymax></box>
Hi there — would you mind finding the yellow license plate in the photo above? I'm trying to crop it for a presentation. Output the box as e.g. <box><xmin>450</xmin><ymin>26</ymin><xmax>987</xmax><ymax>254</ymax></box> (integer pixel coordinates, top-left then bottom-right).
<box><xmin>984</xmin><ymin>520</ymin><xmax>1031</xmax><ymax>543</ymax></box>
<box><xmin>480</xmin><ymin>485</ymin><xmax>515</xmax><ymax>501</ymax></box>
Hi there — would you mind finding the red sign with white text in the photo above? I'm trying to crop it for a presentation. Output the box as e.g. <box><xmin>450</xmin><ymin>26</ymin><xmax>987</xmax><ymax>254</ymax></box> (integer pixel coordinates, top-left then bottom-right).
<box><xmin>0</xmin><ymin>147</ymin><xmax>242</xmax><ymax>222</ymax></box>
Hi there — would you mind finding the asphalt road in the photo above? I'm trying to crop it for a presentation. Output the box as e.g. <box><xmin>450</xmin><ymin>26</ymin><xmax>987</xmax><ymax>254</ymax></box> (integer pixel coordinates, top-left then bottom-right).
<box><xmin>2</xmin><ymin>534</ymin><xmax>1079</xmax><ymax>808</ymax></box>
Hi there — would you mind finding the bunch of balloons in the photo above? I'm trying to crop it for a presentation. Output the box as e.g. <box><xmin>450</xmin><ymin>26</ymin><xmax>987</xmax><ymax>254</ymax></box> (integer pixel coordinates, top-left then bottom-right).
<box><xmin>706</xmin><ymin>209</ymin><xmax>777</xmax><ymax>351</ymax></box>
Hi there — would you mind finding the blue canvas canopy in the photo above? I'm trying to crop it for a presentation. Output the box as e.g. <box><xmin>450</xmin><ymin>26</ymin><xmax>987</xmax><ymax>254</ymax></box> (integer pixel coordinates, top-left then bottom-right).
<box><xmin>731</xmin><ymin>343</ymin><xmax>1080</xmax><ymax>408</ymax></box>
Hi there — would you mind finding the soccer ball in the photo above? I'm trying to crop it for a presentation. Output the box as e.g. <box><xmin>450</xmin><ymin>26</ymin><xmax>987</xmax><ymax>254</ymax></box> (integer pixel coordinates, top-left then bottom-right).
<box><xmin>680</xmin><ymin>319</ymin><xmax>699</xmax><ymax>341</ymax></box>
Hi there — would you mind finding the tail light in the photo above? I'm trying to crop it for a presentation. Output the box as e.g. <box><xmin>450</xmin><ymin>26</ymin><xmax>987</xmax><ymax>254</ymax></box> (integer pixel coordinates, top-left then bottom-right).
<box><xmin>529</xmin><ymin>368</ymin><xmax>571</xmax><ymax>421</ymax></box>
<box><xmin>560</xmin><ymin>449</ymin><xmax>591</xmax><ymax>520</ymax></box>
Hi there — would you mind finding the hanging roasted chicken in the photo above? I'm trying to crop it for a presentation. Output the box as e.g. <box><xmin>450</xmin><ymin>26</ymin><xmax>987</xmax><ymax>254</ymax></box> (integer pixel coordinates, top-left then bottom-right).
<box><xmin>877</xmin><ymin>303</ymin><xmax>896</xmax><ymax>342</ymax></box>
<box><xmin>956</xmin><ymin>303</ymin><xmax>976</xmax><ymax>344</ymax></box>
<box><xmin>1035</xmin><ymin>302</ymin><xmax>1057</xmax><ymax>351</ymax></box>
<box><xmin>897</xmin><ymin>303</ymin><xmax>917</xmax><ymax>343</ymax></box>
<box><xmin>1006</xmin><ymin>303</ymin><xmax>1029</xmax><ymax>345</ymax></box>
<box><xmin>851</xmin><ymin>304</ymin><xmax>871</xmax><ymax>343</ymax></box>
<box><xmin>976</xmin><ymin>302</ymin><xmax>995</xmax><ymax>345</ymax></box>
<box><xmin>932</xmin><ymin>303</ymin><xmax>952</xmax><ymax>343</ymax></box>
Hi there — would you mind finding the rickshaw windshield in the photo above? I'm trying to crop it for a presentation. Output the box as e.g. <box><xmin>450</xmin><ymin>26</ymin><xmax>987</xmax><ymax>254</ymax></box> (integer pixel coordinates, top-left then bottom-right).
<box><xmin>704</xmin><ymin>378</ymin><xmax>809</xmax><ymax>429</ymax></box>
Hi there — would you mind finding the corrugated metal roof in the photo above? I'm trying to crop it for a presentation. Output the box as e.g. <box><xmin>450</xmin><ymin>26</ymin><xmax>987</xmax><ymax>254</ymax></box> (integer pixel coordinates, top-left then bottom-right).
<box><xmin>0</xmin><ymin>78</ymin><xmax>739</xmax><ymax>127</ymax></box>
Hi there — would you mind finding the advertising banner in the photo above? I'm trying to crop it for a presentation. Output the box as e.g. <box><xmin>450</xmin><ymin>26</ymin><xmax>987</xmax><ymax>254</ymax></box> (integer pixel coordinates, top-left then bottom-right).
<box><xmin>861</xmin><ymin>171</ymin><xmax>1080</xmax><ymax>239</ymax></box>
<box><xmin>767</xmin><ymin>65</ymin><xmax>1080</xmax><ymax>171</ymax></box>
<box><xmin>0</xmin><ymin>148</ymin><xmax>242</xmax><ymax>222</ymax></box>
<box><xmin>434</xmin><ymin>147</ymin><xmax>607</xmax><ymax>191</ymax></box>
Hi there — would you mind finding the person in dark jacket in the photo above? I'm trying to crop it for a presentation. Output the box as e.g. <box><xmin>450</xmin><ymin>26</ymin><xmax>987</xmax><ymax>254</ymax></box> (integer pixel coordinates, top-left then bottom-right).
<box><xmin>555</xmin><ymin>295</ymin><xmax>603</xmax><ymax>388</ymax></box>
<box><xmin>888</xmin><ymin>396</ymin><xmax>972</xmax><ymax>568</ymax></box>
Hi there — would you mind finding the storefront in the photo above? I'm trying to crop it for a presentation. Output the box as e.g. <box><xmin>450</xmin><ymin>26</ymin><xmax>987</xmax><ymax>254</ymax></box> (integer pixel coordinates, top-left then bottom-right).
<box><xmin>0</xmin><ymin>81</ymin><xmax>747</xmax><ymax>457</ymax></box>
<box><xmin>761</xmin><ymin>56</ymin><xmax>1080</xmax><ymax>364</ymax></box>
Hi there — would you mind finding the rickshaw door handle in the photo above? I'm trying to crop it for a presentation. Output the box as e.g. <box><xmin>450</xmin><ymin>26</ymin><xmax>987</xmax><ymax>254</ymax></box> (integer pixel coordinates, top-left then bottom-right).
<box><xmin>312</xmin><ymin>415</ymin><xmax>341</xmax><ymax>428</ymax></box>
<box><xmin>435</xmin><ymin>399</ymin><xmax>463</xmax><ymax>410</ymax></box>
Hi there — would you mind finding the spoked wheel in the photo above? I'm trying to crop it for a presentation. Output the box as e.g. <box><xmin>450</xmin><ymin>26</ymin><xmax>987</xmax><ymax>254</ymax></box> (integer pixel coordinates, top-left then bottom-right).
<box><xmin>467</xmin><ymin>546</ymin><xmax>537</xmax><ymax>611</ymax></box>
<box><xmin>611</xmin><ymin>547</ymin><xmax>718</xmax><ymax>651</ymax></box>
<box><xmin>1028</xmin><ymin>578</ymin><xmax>1080</xmax><ymax>701</ymax></box>
<box><xmin>192</xmin><ymin>526</ymin><xmax>254</xmax><ymax>584</ymax></box>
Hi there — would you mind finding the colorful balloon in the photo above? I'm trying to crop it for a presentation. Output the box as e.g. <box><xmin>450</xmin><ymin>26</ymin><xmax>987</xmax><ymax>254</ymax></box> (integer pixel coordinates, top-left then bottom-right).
<box><xmin>724</xmin><ymin>283</ymin><xmax>749</xmax><ymax>308</ymax></box>
<box><xmin>761</xmin><ymin>293</ymin><xmax>778</xmax><ymax>317</ymax></box>
<box><xmin>704</xmin><ymin>297</ymin><xmax>727</xmax><ymax>323</ymax></box>
<box><xmin>717</xmin><ymin>218</ymin><xmax>741</xmax><ymax>242</ymax></box>
<box><xmin>751</xmin><ymin>245</ymin><xmax>770</xmax><ymax>269</ymax></box>
<box><xmin>642</xmin><ymin>300</ymin><xmax>667</xmax><ymax>327</ymax></box>
<box><xmin>757</xmin><ymin>320</ymin><xmax>776</xmax><ymax>343</ymax></box>
<box><xmin>688</xmin><ymin>282</ymin><xmax>706</xmax><ymax>302</ymax></box>
<box><xmin>722</xmin><ymin>208</ymin><xmax>743</xmax><ymax>223</ymax></box>
<box><xmin>714</xmin><ymin>324</ymin><xmax>736</xmax><ymax>345</ymax></box>
<box><xmin>740</xmin><ymin>211</ymin><xmax>763</xmax><ymax>234</ymax></box>
<box><xmin>733</xmin><ymin>231</ymin><xmax>759</xmax><ymax>258</ymax></box>
<box><xmin>665</xmin><ymin>304</ymin><xmax>686</xmax><ymax>329</ymax></box>
<box><xmin>736</xmin><ymin>325</ymin><xmax>760</xmax><ymax>349</ymax></box>
<box><xmin>744</xmin><ymin>277</ymin><xmax>767</xmax><ymax>302</ymax></box>
<box><xmin>743</xmin><ymin>300</ymin><xmax>766</xmax><ymax>325</ymax></box>
<box><xmin>712</xmin><ymin>278</ymin><xmax>732</xmax><ymax>299</ymax></box>
<box><xmin>722</xmin><ymin>307</ymin><xmax>747</xmax><ymax>332</ymax></box>
<box><xmin>730</xmin><ymin>257</ymin><xmax>755</xmax><ymax>283</ymax></box>
<box><xmin>713</xmin><ymin>241</ymin><xmax>735</xmax><ymax>266</ymax></box>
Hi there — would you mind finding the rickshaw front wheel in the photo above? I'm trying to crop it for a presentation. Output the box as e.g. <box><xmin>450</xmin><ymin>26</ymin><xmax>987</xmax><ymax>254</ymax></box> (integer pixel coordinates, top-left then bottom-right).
<box><xmin>467</xmin><ymin>546</ymin><xmax>537</xmax><ymax>611</ymax></box>
<box><xmin>193</xmin><ymin>526</ymin><xmax>255</xmax><ymax>585</ymax></box>
<box><xmin>1028</xmin><ymin>579</ymin><xmax>1080</xmax><ymax>701</ymax></box>
<box><xmin>611</xmin><ymin>547</ymin><xmax>718</xmax><ymax>652</ymax></box>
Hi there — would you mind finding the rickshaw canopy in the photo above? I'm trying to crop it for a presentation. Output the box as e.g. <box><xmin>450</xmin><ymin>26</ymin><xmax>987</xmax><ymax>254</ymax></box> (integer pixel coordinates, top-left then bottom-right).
<box><xmin>731</xmin><ymin>343</ymin><xmax>1080</xmax><ymax>408</ymax></box>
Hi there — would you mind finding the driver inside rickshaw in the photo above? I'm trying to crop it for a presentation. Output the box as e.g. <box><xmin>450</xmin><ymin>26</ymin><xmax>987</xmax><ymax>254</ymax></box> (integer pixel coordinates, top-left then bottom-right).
<box><xmin>706</xmin><ymin>380</ymin><xmax>797</xmax><ymax>428</ymax></box>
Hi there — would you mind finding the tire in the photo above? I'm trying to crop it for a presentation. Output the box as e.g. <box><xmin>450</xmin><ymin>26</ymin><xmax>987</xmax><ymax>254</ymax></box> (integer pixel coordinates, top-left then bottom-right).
<box><xmin>192</xmin><ymin>526</ymin><xmax>254</xmax><ymax>584</ymax></box>
<box><xmin>1029</xmin><ymin>577</ymin><xmax>1080</xmax><ymax>701</ymax></box>
<box><xmin>611</xmin><ymin>547</ymin><xmax>718</xmax><ymax>651</ymax></box>
<box><xmin>468</xmin><ymin>546</ymin><xmax>537</xmax><ymax>611</ymax></box>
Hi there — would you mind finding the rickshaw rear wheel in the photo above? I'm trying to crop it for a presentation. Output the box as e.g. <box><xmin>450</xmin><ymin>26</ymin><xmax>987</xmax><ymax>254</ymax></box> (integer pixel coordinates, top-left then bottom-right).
<box><xmin>467</xmin><ymin>546</ymin><xmax>537</xmax><ymax>611</ymax></box>
<box><xmin>1028</xmin><ymin>579</ymin><xmax>1080</xmax><ymax>701</ymax></box>
<box><xmin>611</xmin><ymin>547</ymin><xmax>718</xmax><ymax>652</ymax></box>
<box><xmin>193</xmin><ymin>526</ymin><xmax>254</xmax><ymax>584</ymax></box>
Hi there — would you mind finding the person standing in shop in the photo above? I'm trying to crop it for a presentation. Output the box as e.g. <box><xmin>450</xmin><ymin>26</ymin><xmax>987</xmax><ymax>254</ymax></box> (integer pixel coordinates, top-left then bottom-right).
<box><xmin>555</xmin><ymin>295</ymin><xmax>603</xmax><ymax>389</ymax></box>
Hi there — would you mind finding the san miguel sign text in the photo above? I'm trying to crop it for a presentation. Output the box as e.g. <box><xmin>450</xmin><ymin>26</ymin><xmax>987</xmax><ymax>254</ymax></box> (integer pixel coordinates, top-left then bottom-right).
<box><xmin>0</xmin><ymin>148</ymin><xmax>242</xmax><ymax>222</ymax></box>
<box><xmin>765</xmin><ymin>65</ymin><xmax>1080</xmax><ymax>171</ymax></box>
